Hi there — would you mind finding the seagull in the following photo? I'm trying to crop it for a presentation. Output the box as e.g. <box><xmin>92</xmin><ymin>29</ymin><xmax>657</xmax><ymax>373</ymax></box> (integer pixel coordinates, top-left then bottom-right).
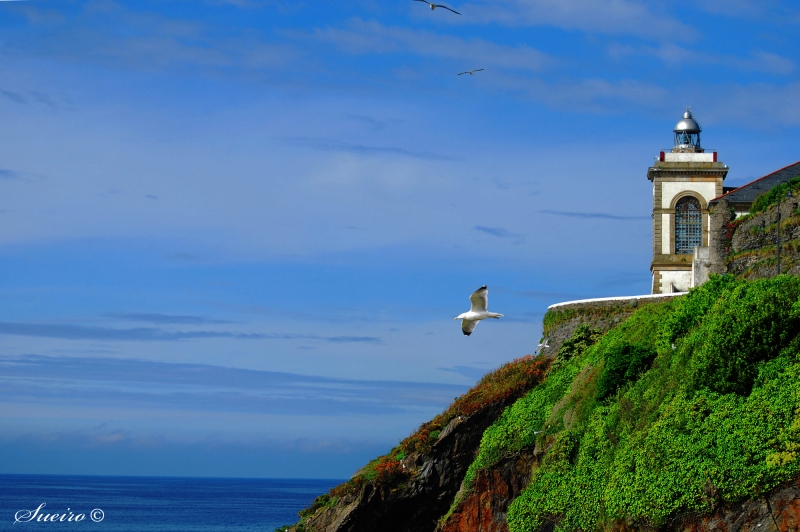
<box><xmin>535</xmin><ymin>338</ymin><xmax>550</xmax><ymax>355</ymax></box>
<box><xmin>414</xmin><ymin>0</ymin><xmax>461</xmax><ymax>15</ymax></box>
<box><xmin>458</xmin><ymin>69</ymin><xmax>484</xmax><ymax>76</ymax></box>
<box><xmin>455</xmin><ymin>285</ymin><xmax>503</xmax><ymax>336</ymax></box>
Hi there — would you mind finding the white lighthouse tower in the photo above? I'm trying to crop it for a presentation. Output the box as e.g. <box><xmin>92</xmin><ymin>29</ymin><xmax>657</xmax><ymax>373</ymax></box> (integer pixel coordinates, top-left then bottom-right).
<box><xmin>647</xmin><ymin>109</ymin><xmax>729</xmax><ymax>294</ymax></box>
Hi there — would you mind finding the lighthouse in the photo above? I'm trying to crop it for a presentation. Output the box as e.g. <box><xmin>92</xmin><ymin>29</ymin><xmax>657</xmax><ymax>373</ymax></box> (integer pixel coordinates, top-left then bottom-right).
<box><xmin>647</xmin><ymin>109</ymin><xmax>729</xmax><ymax>294</ymax></box>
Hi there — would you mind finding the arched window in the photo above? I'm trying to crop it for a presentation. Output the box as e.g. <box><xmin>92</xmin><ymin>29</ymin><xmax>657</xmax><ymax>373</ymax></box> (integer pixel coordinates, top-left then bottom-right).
<box><xmin>675</xmin><ymin>196</ymin><xmax>702</xmax><ymax>254</ymax></box>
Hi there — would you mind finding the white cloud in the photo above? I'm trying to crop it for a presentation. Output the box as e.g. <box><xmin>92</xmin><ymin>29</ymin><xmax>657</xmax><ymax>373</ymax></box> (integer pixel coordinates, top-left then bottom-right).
<box><xmin>701</xmin><ymin>82</ymin><xmax>800</xmax><ymax>129</ymax></box>
<box><xmin>457</xmin><ymin>0</ymin><xmax>695</xmax><ymax>40</ymax></box>
<box><xmin>310</xmin><ymin>18</ymin><xmax>554</xmax><ymax>73</ymax></box>
<box><xmin>609</xmin><ymin>43</ymin><xmax>795</xmax><ymax>76</ymax></box>
<box><xmin>4</xmin><ymin>2</ymin><xmax>297</xmax><ymax>75</ymax></box>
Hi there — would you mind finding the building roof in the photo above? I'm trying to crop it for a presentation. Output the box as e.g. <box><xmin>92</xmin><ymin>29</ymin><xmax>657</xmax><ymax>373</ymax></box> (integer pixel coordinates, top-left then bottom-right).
<box><xmin>709</xmin><ymin>160</ymin><xmax>800</xmax><ymax>206</ymax></box>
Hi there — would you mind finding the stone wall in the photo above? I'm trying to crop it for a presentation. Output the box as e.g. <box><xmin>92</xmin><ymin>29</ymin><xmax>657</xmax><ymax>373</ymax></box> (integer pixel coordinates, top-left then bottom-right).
<box><xmin>725</xmin><ymin>195</ymin><xmax>800</xmax><ymax>279</ymax></box>
<box><xmin>541</xmin><ymin>294</ymin><xmax>683</xmax><ymax>359</ymax></box>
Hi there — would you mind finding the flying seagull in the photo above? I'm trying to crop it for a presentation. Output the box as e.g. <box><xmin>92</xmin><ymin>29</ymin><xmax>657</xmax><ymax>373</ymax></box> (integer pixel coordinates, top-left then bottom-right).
<box><xmin>414</xmin><ymin>0</ymin><xmax>461</xmax><ymax>15</ymax></box>
<box><xmin>458</xmin><ymin>69</ymin><xmax>484</xmax><ymax>76</ymax></box>
<box><xmin>535</xmin><ymin>338</ymin><xmax>550</xmax><ymax>355</ymax></box>
<box><xmin>455</xmin><ymin>285</ymin><xmax>503</xmax><ymax>336</ymax></box>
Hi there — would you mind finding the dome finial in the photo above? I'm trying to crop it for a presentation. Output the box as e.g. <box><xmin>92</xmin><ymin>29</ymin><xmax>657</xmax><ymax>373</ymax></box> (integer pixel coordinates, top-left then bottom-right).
<box><xmin>673</xmin><ymin>107</ymin><xmax>702</xmax><ymax>152</ymax></box>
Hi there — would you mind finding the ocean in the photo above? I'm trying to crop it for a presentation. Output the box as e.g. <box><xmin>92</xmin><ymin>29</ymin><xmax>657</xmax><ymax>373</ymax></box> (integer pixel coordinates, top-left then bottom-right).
<box><xmin>1</xmin><ymin>475</ymin><xmax>342</xmax><ymax>531</ymax></box>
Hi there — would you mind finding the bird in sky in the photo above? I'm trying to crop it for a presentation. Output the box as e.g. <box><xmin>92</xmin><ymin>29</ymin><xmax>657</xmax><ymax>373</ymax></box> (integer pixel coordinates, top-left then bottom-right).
<box><xmin>458</xmin><ymin>69</ymin><xmax>484</xmax><ymax>76</ymax></box>
<box><xmin>414</xmin><ymin>0</ymin><xmax>461</xmax><ymax>15</ymax></box>
<box><xmin>455</xmin><ymin>285</ymin><xmax>503</xmax><ymax>336</ymax></box>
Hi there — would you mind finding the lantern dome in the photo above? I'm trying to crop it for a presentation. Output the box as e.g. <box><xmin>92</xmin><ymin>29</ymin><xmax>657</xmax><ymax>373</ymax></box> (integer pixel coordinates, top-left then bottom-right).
<box><xmin>673</xmin><ymin>108</ymin><xmax>702</xmax><ymax>152</ymax></box>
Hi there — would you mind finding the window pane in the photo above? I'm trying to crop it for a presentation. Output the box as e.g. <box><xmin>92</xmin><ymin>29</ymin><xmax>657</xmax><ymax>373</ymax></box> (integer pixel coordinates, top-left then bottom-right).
<box><xmin>675</xmin><ymin>197</ymin><xmax>702</xmax><ymax>254</ymax></box>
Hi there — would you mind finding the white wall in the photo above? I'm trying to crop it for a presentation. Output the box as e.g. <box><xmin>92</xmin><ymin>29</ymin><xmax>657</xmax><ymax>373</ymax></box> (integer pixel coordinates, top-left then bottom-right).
<box><xmin>659</xmin><ymin>270</ymin><xmax>692</xmax><ymax>293</ymax></box>
<box><xmin>662</xmin><ymin>181</ymin><xmax>718</xmax><ymax>208</ymax></box>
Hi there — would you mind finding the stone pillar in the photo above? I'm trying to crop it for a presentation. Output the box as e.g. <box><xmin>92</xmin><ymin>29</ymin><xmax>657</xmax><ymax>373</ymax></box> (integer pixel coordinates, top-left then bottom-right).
<box><xmin>692</xmin><ymin>246</ymin><xmax>711</xmax><ymax>287</ymax></box>
<box><xmin>708</xmin><ymin>198</ymin><xmax>734</xmax><ymax>275</ymax></box>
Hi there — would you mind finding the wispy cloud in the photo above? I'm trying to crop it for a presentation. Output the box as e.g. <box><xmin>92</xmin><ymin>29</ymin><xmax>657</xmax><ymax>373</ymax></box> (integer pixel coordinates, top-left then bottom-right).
<box><xmin>701</xmin><ymin>82</ymin><xmax>800</xmax><ymax>128</ymax></box>
<box><xmin>285</xmin><ymin>137</ymin><xmax>455</xmax><ymax>161</ymax></box>
<box><xmin>0</xmin><ymin>88</ymin><xmax>27</xmax><ymax>104</ymax></box>
<box><xmin>436</xmin><ymin>365</ymin><xmax>489</xmax><ymax>381</ymax></box>
<box><xmin>0</xmin><ymin>355</ymin><xmax>465</xmax><ymax>416</ymax></box>
<box><xmin>310</xmin><ymin>18</ymin><xmax>553</xmax><ymax>73</ymax></box>
<box><xmin>540</xmin><ymin>210</ymin><xmax>650</xmax><ymax>220</ymax></box>
<box><xmin>346</xmin><ymin>114</ymin><xmax>404</xmax><ymax>132</ymax></box>
<box><xmin>694</xmin><ymin>0</ymin><xmax>796</xmax><ymax>18</ymax></box>
<box><xmin>0</xmin><ymin>169</ymin><xmax>21</xmax><ymax>179</ymax></box>
<box><xmin>459</xmin><ymin>0</ymin><xmax>695</xmax><ymax>40</ymax></box>
<box><xmin>104</xmin><ymin>313</ymin><xmax>235</xmax><ymax>325</ymax></box>
<box><xmin>6</xmin><ymin>2</ymin><xmax>296</xmax><ymax>76</ymax></box>
<box><xmin>474</xmin><ymin>225</ymin><xmax>525</xmax><ymax>243</ymax></box>
<box><xmin>0</xmin><ymin>321</ymin><xmax>381</xmax><ymax>344</ymax></box>
<box><xmin>609</xmin><ymin>43</ymin><xmax>795</xmax><ymax>76</ymax></box>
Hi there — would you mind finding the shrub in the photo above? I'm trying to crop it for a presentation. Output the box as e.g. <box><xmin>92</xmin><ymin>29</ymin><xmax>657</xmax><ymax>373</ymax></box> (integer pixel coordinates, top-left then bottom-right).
<box><xmin>657</xmin><ymin>274</ymin><xmax>740</xmax><ymax>353</ymax></box>
<box><xmin>750</xmin><ymin>177</ymin><xmax>800</xmax><ymax>214</ymax></box>
<box><xmin>556</xmin><ymin>324</ymin><xmax>602</xmax><ymax>363</ymax></box>
<box><xmin>685</xmin><ymin>276</ymin><xmax>800</xmax><ymax>395</ymax></box>
<box><xmin>595</xmin><ymin>342</ymin><xmax>656</xmax><ymax>401</ymax></box>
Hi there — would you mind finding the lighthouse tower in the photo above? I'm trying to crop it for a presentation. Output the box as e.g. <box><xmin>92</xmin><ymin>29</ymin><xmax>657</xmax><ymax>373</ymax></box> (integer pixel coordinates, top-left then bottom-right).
<box><xmin>647</xmin><ymin>109</ymin><xmax>729</xmax><ymax>294</ymax></box>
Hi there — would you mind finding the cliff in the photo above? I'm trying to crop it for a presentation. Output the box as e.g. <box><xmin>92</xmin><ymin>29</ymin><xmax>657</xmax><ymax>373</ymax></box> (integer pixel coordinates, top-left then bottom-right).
<box><xmin>285</xmin><ymin>275</ymin><xmax>800</xmax><ymax>532</ymax></box>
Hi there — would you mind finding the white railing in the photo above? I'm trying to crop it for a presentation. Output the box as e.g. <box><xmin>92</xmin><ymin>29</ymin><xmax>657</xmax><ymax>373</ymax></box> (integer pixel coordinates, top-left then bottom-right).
<box><xmin>548</xmin><ymin>292</ymin><xmax>684</xmax><ymax>311</ymax></box>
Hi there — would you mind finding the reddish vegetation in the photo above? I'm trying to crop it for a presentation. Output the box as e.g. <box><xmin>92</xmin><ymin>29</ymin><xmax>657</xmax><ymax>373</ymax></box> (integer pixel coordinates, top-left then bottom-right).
<box><xmin>326</xmin><ymin>355</ymin><xmax>551</xmax><ymax>500</ymax></box>
<box><xmin>372</xmin><ymin>457</ymin><xmax>407</xmax><ymax>485</ymax></box>
<box><xmin>400</xmin><ymin>355</ymin><xmax>551</xmax><ymax>455</ymax></box>
<box><xmin>723</xmin><ymin>218</ymin><xmax>744</xmax><ymax>253</ymax></box>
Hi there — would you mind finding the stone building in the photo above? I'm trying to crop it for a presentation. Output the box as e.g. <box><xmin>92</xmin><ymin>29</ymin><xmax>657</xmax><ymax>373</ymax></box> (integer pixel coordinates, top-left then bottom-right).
<box><xmin>648</xmin><ymin>109</ymin><xmax>729</xmax><ymax>294</ymax></box>
<box><xmin>646</xmin><ymin>108</ymin><xmax>800</xmax><ymax>293</ymax></box>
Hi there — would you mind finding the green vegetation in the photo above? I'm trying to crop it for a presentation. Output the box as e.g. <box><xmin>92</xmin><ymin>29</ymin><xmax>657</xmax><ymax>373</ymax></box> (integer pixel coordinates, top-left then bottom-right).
<box><xmin>750</xmin><ymin>177</ymin><xmax>800</xmax><ymax>214</ymax></box>
<box><xmin>460</xmin><ymin>275</ymin><xmax>800</xmax><ymax>532</ymax></box>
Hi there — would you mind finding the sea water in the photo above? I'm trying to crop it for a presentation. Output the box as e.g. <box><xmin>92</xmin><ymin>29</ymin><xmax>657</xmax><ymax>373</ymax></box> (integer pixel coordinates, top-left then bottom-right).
<box><xmin>1</xmin><ymin>475</ymin><xmax>342</xmax><ymax>531</ymax></box>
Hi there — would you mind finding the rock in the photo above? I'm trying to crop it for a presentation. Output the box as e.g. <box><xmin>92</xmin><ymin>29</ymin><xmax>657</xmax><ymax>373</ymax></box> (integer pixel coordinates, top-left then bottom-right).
<box><xmin>438</xmin><ymin>450</ymin><xmax>537</xmax><ymax>532</ymax></box>
<box><xmin>296</xmin><ymin>400</ymin><xmax>518</xmax><ymax>532</ymax></box>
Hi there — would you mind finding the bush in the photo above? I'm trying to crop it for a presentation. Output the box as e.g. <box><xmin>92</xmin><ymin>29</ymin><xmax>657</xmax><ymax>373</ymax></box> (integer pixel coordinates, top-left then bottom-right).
<box><xmin>657</xmin><ymin>274</ymin><xmax>740</xmax><ymax>352</ymax></box>
<box><xmin>595</xmin><ymin>342</ymin><xmax>656</xmax><ymax>401</ymax></box>
<box><xmin>750</xmin><ymin>177</ymin><xmax>800</xmax><ymax>214</ymax></box>
<box><xmin>685</xmin><ymin>276</ymin><xmax>800</xmax><ymax>395</ymax></box>
<box><xmin>556</xmin><ymin>324</ymin><xmax>602</xmax><ymax>363</ymax></box>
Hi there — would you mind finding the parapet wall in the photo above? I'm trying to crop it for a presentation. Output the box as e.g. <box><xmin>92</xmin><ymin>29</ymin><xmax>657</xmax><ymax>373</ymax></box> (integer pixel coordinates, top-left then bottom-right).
<box><xmin>540</xmin><ymin>293</ymin><xmax>683</xmax><ymax>358</ymax></box>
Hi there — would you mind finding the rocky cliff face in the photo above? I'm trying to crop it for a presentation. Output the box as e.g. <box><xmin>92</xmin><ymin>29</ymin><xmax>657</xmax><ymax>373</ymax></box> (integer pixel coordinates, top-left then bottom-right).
<box><xmin>293</xmin><ymin>398</ymin><xmax>520</xmax><ymax>532</ymax></box>
<box><xmin>669</xmin><ymin>478</ymin><xmax>800</xmax><ymax>532</ymax></box>
<box><xmin>437</xmin><ymin>450</ymin><xmax>536</xmax><ymax>532</ymax></box>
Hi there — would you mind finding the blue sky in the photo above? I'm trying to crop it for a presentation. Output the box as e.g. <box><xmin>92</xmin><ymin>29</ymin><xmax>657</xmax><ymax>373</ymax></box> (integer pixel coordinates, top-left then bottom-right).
<box><xmin>0</xmin><ymin>0</ymin><xmax>798</xmax><ymax>479</ymax></box>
